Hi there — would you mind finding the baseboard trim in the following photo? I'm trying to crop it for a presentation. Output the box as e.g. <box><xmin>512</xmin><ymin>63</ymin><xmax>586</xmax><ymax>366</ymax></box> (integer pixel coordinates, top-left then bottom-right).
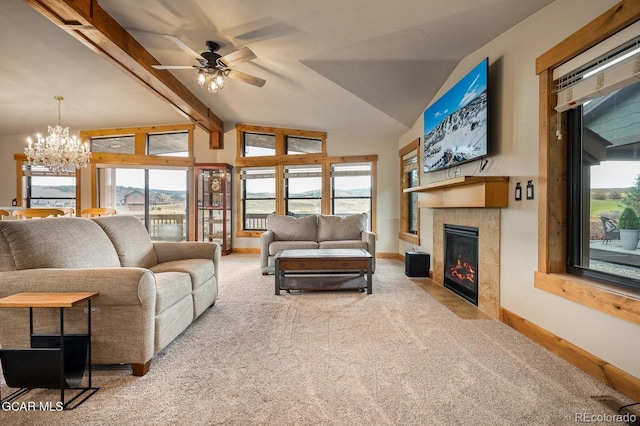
<box><xmin>377</xmin><ymin>252</ymin><xmax>403</xmax><ymax>260</ymax></box>
<box><xmin>232</xmin><ymin>248</ymin><xmax>259</xmax><ymax>254</ymax></box>
<box><xmin>500</xmin><ymin>307</ymin><xmax>640</xmax><ymax>401</ymax></box>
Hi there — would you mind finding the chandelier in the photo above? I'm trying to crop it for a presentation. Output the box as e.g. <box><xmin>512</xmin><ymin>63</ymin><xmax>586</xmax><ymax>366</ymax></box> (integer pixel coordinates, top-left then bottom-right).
<box><xmin>24</xmin><ymin>96</ymin><xmax>91</xmax><ymax>174</ymax></box>
<box><xmin>196</xmin><ymin>68</ymin><xmax>227</xmax><ymax>93</ymax></box>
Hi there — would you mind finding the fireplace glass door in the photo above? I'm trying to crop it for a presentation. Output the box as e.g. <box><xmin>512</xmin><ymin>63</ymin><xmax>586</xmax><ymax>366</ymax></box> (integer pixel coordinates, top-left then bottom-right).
<box><xmin>444</xmin><ymin>225</ymin><xmax>479</xmax><ymax>305</ymax></box>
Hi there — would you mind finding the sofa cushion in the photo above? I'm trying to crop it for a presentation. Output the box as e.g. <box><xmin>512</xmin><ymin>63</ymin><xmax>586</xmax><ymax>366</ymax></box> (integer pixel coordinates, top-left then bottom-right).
<box><xmin>92</xmin><ymin>215</ymin><xmax>159</xmax><ymax>268</ymax></box>
<box><xmin>267</xmin><ymin>214</ymin><xmax>317</xmax><ymax>241</ymax></box>
<box><xmin>150</xmin><ymin>259</ymin><xmax>214</xmax><ymax>291</ymax></box>
<box><xmin>269</xmin><ymin>241</ymin><xmax>319</xmax><ymax>256</ymax></box>
<box><xmin>318</xmin><ymin>240</ymin><xmax>368</xmax><ymax>251</ymax></box>
<box><xmin>317</xmin><ymin>213</ymin><xmax>367</xmax><ymax>242</ymax></box>
<box><xmin>0</xmin><ymin>218</ymin><xmax>121</xmax><ymax>271</ymax></box>
<box><xmin>154</xmin><ymin>271</ymin><xmax>192</xmax><ymax>314</ymax></box>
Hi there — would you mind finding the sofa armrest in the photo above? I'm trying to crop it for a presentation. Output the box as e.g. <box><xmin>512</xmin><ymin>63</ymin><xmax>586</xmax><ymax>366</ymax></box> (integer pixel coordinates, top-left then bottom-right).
<box><xmin>0</xmin><ymin>268</ymin><xmax>157</xmax><ymax>365</ymax></box>
<box><xmin>260</xmin><ymin>230</ymin><xmax>275</xmax><ymax>271</ymax></box>
<box><xmin>0</xmin><ymin>268</ymin><xmax>156</xmax><ymax>306</ymax></box>
<box><xmin>153</xmin><ymin>241</ymin><xmax>220</xmax><ymax>283</ymax></box>
<box><xmin>362</xmin><ymin>230</ymin><xmax>376</xmax><ymax>271</ymax></box>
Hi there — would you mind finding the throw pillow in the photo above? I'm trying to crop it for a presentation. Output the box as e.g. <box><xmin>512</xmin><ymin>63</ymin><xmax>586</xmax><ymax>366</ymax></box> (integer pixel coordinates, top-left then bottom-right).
<box><xmin>267</xmin><ymin>214</ymin><xmax>317</xmax><ymax>241</ymax></box>
<box><xmin>317</xmin><ymin>213</ymin><xmax>367</xmax><ymax>241</ymax></box>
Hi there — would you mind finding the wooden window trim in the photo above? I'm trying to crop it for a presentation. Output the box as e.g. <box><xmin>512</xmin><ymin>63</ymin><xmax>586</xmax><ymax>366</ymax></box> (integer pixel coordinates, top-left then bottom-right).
<box><xmin>399</xmin><ymin>138</ymin><xmax>420</xmax><ymax>245</ymax></box>
<box><xmin>235</xmin><ymin>155</ymin><xmax>378</xmax><ymax>238</ymax></box>
<box><xmin>535</xmin><ymin>0</ymin><xmax>640</xmax><ymax>325</ymax></box>
<box><xmin>81</xmin><ymin>124</ymin><xmax>195</xmax><ymax>207</ymax></box>
<box><xmin>13</xmin><ymin>154</ymin><xmax>82</xmax><ymax>213</ymax></box>
<box><xmin>236</xmin><ymin>124</ymin><xmax>327</xmax><ymax>161</ymax></box>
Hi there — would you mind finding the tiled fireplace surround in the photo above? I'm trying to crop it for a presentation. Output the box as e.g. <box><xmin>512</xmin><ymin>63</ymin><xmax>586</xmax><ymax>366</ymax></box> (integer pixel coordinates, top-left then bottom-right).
<box><xmin>432</xmin><ymin>208</ymin><xmax>500</xmax><ymax>318</ymax></box>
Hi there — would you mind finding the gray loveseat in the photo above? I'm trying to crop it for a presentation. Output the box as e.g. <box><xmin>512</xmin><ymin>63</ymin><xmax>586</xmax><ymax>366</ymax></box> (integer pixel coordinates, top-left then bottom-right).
<box><xmin>0</xmin><ymin>215</ymin><xmax>219</xmax><ymax>376</ymax></box>
<box><xmin>260</xmin><ymin>213</ymin><xmax>376</xmax><ymax>274</ymax></box>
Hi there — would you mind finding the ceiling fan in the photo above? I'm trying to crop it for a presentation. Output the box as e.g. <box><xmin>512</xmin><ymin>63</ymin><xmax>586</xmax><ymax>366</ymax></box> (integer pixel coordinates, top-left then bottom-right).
<box><xmin>152</xmin><ymin>35</ymin><xmax>266</xmax><ymax>93</ymax></box>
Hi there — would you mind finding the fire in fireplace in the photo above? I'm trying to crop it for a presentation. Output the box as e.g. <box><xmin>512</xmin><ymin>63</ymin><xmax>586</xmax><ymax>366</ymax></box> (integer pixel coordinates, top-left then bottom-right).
<box><xmin>444</xmin><ymin>224</ymin><xmax>479</xmax><ymax>305</ymax></box>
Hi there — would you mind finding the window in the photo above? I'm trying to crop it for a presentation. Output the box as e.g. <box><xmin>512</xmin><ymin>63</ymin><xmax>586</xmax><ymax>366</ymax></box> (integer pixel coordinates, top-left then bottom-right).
<box><xmin>286</xmin><ymin>136</ymin><xmax>322</xmax><ymax>155</ymax></box>
<box><xmin>236</xmin><ymin>124</ymin><xmax>326</xmax><ymax>159</ymax></box>
<box><xmin>241</xmin><ymin>167</ymin><xmax>276</xmax><ymax>230</ymax></box>
<box><xmin>91</xmin><ymin>135</ymin><xmax>135</xmax><ymax>154</ymax></box>
<box><xmin>97</xmin><ymin>166</ymin><xmax>189</xmax><ymax>241</ymax></box>
<box><xmin>236</xmin><ymin>124</ymin><xmax>376</xmax><ymax>236</ymax></box>
<box><xmin>331</xmin><ymin>163</ymin><xmax>372</xmax><ymax>227</ymax></box>
<box><xmin>148</xmin><ymin>132</ymin><xmax>189</xmax><ymax>157</ymax></box>
<box><xmin>400</xmin><ymin>138</ymin><xmax>420</xmax><ymax>244</ymax></box>
<box><xmin>243</xmin><ymin>132</ymin><xmax>276</xmax><ymax>157</ymax></box>
<box><xmin>566</xmin><ymin>76</ymin><xmax>640</xmax><ymax>291</ymax></box>
<box><xmin>536</xmin><ymin>3</ymin><xmax>640</xmax><ymax>318</ymax></box>
<box><xmin>22</xmin><ymin>165</ymin><xmax>76</xmax><ymax>209</ymax></box>
<box><xmin>285</xmin><ymin>165</ymin><xmax>322</xmax><ymax>215</ymax></box>
<box><xmin>534</xmin><ymin>3</ymin><xmax>640</xmax><ymax>321</ymax></box>
<box><xmin>81</xmin><ymin>124</ymin><xmax>194</xmax><ymax>238</ymax></box>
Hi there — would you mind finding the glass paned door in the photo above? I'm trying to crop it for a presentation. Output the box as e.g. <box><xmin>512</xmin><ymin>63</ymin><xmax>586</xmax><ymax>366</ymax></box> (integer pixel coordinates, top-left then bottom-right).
<box><xmin>98</xmin><ymin>167</ymin><xmax>188</xmax><ymax>241</ymax></box>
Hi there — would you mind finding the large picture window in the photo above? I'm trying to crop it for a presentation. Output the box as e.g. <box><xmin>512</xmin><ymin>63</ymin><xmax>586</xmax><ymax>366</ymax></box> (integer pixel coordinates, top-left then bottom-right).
<box><xmin>535</xmin><ymin>2</ymin><xmax>640</xmax><ymax>327</ymax></box>
<box><xmin>236</xmin><ymin>124</ymin><xmax>376</xmax><ymax>236</ymax></box>
<box><xmin>567</xmin><ymin>77</ymin><xmax>640</xmax><ymax>291</ymax></box>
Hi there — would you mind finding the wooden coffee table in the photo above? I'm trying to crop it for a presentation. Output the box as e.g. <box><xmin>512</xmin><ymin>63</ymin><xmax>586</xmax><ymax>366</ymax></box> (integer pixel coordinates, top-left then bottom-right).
<box><xmin>274</xmin><ymin>248</ymin><xmax>373</xmax><ymax>295</ymax></box>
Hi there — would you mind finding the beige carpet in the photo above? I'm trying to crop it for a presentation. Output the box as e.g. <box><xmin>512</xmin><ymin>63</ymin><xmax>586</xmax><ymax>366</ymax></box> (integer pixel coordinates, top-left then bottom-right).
<box><xmin>0</xmin><ymin>254</ymin><xmax>635</xmax><ymax>425</ymax></box>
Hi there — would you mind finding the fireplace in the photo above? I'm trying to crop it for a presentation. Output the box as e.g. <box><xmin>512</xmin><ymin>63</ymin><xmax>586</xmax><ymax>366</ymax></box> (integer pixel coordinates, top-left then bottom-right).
<box><xmin>444</xmin><ymin>224</ymin><xmax>479</xmax><ymax>305</ymax></box>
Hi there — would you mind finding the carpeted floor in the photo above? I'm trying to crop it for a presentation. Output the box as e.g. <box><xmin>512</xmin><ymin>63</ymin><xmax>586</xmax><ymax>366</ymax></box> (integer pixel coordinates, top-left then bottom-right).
<box><xmin>0</xmin><ymin>254</ymin><xmax>635</xmax><ymax>425</ymax></box>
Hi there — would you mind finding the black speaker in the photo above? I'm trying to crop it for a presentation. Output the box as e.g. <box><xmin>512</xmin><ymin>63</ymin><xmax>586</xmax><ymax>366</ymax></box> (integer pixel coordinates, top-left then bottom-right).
<box><xmin>405</xmin><ymin>252</ymin><xmax>430</xmax><ymax>277</ymax></box>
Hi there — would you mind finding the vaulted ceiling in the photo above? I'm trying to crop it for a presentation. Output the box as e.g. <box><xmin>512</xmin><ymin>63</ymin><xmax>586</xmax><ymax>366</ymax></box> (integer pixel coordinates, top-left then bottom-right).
<box><xmin>0</xmin><ymin>0</ymin><xmax>554</xmax><ymax>144</ymax></box>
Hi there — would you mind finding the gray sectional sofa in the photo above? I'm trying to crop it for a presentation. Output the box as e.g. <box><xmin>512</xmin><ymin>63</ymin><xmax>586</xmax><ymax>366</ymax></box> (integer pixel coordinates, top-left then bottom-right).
<box><xmin>260</xmin><ymin>213</ymin><xmax>376</xmax><ymax>274</ymax></box>
<box><xmin>0</xmin><ymin>215</ymin><xmax>219</xmax><ymax>376</ymax></box>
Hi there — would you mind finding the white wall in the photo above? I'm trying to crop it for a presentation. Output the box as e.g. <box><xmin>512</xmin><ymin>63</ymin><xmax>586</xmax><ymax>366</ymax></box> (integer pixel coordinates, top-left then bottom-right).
<box><xmin>398</xmin><ymin>0</ymin><xmax>640</xmax><ymax>379</ymax></box>
<box><xmin>0</xmin><ymin>133</ymin><xmax>30</xmax><ymax>207</ymax></box>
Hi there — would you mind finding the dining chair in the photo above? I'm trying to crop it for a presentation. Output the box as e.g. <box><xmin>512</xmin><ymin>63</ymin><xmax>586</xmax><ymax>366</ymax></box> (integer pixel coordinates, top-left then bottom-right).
<box><xmin>81</xmin><ymin>207</ymin><xmax>117</xmax><ymax>218</ymax></box>
<box><xmin>0</xmin><ymin>210</ymin><xmax>9</xmax><ymax>220</ymax></box>
<box><xmin>12</xmin><ymin>208</ymin><xmax>67</xmax><ymax>220</ymax></box>
<box><xmin>56</xmin><ymin>207</ymin><xmax>76</xmax><ymax>217</ymax></box>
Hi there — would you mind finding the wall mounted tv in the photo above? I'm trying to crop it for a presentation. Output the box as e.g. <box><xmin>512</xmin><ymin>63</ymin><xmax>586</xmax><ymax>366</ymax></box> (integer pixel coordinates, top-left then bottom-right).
<box><xmin>423</xmin><ymin>57</ymin><xmax>488</xmax><ymax>173</ymax></box>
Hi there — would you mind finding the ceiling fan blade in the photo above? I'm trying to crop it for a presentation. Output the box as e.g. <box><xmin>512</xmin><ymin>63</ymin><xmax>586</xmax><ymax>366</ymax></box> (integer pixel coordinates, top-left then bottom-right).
<box><xmin>152</xmin><ymin>64</ymin><xmax>199</xmax><ymax>70</ymax></box>
<box><xmin>227</xmin><ymin>69</ymin><xmax>266</xmax><ymax>87</ymax></box>
<box><xmin>219</xmin><ymin>47</ymin><xmax>256</xmax><ymax>66</ymax></box>
<box><xmin>163</xmin><ymin>34</ymin><xmax>205</xmax><ymax>61</ymax></box>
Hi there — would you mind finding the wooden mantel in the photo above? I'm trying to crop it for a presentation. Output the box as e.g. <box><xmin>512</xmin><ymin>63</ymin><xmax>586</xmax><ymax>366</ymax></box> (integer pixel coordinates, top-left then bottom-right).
<box><xmin>404</xmin><ymin>176</ymin><xmax>509</xmax><ymax>208</ymax></box>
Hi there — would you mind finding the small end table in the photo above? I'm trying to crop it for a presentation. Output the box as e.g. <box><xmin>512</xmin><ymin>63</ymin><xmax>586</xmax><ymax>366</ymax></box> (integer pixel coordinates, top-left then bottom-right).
<box><xmin>0</xmin><ymin>292</ymin><xmax>99</xmax><ymax>410</ymax></box>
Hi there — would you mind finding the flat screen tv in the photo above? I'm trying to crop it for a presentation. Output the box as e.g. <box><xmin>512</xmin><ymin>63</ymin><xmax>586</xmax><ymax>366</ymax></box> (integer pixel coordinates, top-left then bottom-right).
<box><xmin>423</xmin><ymin>57</ymin><xmax>488</xmax><ymax>172</ymax></box>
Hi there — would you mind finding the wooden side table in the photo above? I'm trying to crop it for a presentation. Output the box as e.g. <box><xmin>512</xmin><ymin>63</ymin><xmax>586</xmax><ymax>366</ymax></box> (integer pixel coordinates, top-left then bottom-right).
<box><xmin>0</xmin><ymin>292</ymin><xmax>99</xmax><ymax>409</ymax></box>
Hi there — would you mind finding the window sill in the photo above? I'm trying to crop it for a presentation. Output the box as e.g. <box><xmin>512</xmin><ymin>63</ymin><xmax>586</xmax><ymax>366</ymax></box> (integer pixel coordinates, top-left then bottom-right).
<box><xmin>399</xmin><ymin>232</ymin><xmax>419</xmax><ymax>245</ymax></box>
<box><xmin>236</xmin><ymin>230</ymin><xmax>264</xmax><ymax>238</ymax></box>
<box><xmin>534</xmin><ymin>271</ymin><xmax>640</xmax><ymax>326</ymax></box>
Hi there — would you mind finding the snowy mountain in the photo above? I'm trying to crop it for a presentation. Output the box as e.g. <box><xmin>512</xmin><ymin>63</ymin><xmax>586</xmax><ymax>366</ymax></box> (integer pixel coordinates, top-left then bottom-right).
<box><xmin>423</xmin><ymin>91</ymin><xmax>488</xmax><ymax>172</ymax></box>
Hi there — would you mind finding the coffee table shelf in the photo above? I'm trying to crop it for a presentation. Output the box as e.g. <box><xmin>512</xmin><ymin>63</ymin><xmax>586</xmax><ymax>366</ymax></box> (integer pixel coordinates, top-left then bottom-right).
<box><xmin>275</xmin><ymin>249</ymin><xmax>373</xmax><ymax>295</ymax></box>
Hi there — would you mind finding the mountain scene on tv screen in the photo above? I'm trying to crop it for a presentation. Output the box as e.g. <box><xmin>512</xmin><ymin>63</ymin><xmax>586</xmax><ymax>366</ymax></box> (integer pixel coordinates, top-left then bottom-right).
<box><xmin>423</xmin><ymin>90</ymin><xmax>487</xmax><ymax>172</ymax></box>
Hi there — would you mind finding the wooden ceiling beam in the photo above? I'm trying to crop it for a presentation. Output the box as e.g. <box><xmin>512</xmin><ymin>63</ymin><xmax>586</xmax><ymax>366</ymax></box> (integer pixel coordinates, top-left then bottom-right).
<box><xmin>24</xmin><ymin>0</ymin><xmax>224</xmax><ymax>149</ymax></box>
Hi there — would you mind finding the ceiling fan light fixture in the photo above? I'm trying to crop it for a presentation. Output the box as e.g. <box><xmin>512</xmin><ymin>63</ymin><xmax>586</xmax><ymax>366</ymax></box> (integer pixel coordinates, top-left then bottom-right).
<box><xmin>215</xmin><ymin>72</ymin><xmax>225</xmax><ymax>89</ymax></box>
<box><xmin>207</xmin><ymin>79</ymin><xmax>219</xmax><ymax>93</ymax></box>
<box><xmin>196</xmin><ymin>69</ymin><xmax>207</xmax><ymax>87</ymax></box>
<box><xmin>156</xmin><ymin>37</ymin><xmax>264</xmax><ymax>92</ymax></box>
